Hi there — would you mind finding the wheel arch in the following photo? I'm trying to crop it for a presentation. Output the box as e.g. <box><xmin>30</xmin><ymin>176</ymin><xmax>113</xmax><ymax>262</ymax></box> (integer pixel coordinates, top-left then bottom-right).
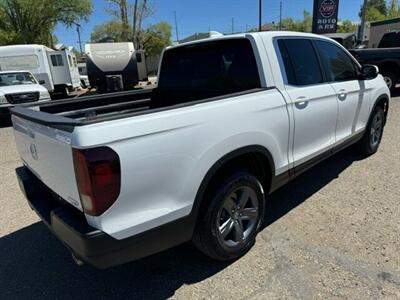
<box><xmin>190</xmin><ymin>145</ymin><xmax>275</xmax><ymax>223</ymax></box>
<box><xmin>372</xmin><ymin>94</ymin><xmax>389</xmax><ymax>125</ymax></box>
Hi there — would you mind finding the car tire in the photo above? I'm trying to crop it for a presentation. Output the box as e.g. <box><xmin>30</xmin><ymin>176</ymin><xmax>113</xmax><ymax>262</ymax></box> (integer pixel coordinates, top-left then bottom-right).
<box><xmin>357</xmin><ymin>106</ymin><xmax>385</xmax><ymax>155</ymax></box>
<box><xmin>382</xmin><ymin>72</ymin><xmax>396</xmax><ymax>93</ymax></box>
<box><xmin>193</xmin><ymin>172</ymin><xmax>265</xmax><ymax>261</ymax></box>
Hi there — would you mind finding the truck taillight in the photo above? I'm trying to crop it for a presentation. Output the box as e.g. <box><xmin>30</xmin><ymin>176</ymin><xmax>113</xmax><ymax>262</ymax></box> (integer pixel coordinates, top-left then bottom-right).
<box><xmin>72</xmin><ymin>147</ymin><xmax>121</xmax><ymax>216</ymax></box>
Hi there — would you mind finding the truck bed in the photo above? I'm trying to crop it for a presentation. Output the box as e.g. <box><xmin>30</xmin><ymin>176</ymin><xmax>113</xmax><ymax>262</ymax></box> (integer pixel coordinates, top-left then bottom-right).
<box><xmin>10</xmin><ymin>87</ymin><xmax>265</xmax><ymax>132</ymax></box>
<box><xmin>10</xmin><ymin>89</ymin><xmax>153</xmax><ymax>131</ymax></box>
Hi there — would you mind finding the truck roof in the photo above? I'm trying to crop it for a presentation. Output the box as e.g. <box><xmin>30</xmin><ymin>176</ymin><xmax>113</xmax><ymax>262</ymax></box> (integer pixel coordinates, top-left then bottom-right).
<box><xmin>0</xmin><ymin>44</ymin><xmax>54</xmax><ymax>54</ymax></box>
<box><xmin>0</xmin><ymin>70</ymin><xmax>33</xmax><ymax>74</ymax></box>
<box><xmin>170</xmin><ymin>31</ymin><xmax>335</xmax><ymax>50</ymax></box>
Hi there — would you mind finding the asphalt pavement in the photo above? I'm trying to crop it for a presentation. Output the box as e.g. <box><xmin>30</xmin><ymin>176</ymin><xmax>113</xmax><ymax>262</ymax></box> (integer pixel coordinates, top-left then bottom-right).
<box><xmin>0</xmin><ymin>96</ymin><xmax>399</xmax><ymax>299</ymax></box>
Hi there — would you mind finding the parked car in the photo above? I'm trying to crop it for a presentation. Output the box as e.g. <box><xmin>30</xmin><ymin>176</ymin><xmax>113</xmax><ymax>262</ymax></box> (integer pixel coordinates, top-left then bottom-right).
<box><xmin>0</xmin><ymin>44</ymin><xmax>81</xmax><ymax>96</ymax></box>
<box><xmin>350</xmin><ymin>31</ymin><xmax>400</xmax><ymax>92</ymax></box>
<box><xmin>0</xmin><ymin>71</ymin><xmax>51</xmax><ymax>119</ymax></box>
<box><xmin>11</xmin><ymin>31</ymin><xmax>389</xmax><ymax>269</ymax></box>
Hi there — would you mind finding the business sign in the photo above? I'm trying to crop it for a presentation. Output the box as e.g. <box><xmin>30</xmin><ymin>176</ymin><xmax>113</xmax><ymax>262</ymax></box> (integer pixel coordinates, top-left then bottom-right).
<box><xmin>312</xmin><ymin>0</ymin><xmax>340</xmax><ymax>34</ymax></box>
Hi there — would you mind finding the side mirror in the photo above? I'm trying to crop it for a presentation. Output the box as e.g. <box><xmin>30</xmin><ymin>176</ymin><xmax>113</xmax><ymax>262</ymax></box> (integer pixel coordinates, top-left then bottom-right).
<box><xmin>38</xmin><ymin>80</ymin><xmax>45</xmax><ymax>85</ymax></box>
<box><xmin>360</xmin><ymin>64</ymin><xmax>379</xmax><ymax>80</ymax></box>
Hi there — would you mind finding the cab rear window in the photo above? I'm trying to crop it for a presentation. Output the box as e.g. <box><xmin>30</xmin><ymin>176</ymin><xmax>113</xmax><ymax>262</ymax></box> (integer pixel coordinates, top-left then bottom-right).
<box><xmin>157</xmin><ymin>39</ymin><xmax>261</xmax><ymax>103</ymax></box>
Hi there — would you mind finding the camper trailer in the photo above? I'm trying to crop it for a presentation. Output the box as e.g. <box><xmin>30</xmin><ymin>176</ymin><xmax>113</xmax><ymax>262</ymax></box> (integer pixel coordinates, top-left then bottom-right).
<box><xmin>85</xmin><ymin>42</ymin><xmax>147</xmax><ymax>92</ymax></box>
<box><xmin>0</xmin><ymin>44</ymin><xmax>81</xmax><ymax>96</ymax></box>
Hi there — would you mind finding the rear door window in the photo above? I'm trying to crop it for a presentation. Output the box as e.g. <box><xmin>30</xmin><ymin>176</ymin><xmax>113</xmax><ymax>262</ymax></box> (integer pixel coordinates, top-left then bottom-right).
<box><xmin>277</xmin><ymin>39</ymin><xmax>324</xmax><ymax>86</ymax></box>
<box><xmin>158</xmin><ymin>39</ymin><xmax>261</xmax><ymax>103</ymax></box>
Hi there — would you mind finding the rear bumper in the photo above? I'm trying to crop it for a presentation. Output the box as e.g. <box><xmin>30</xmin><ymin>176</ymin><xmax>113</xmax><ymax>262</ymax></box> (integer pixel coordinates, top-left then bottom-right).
<box><xmin>16</xmin><ymin>166</ymin><xmax>194</xmax><ymax>269</ymax></box>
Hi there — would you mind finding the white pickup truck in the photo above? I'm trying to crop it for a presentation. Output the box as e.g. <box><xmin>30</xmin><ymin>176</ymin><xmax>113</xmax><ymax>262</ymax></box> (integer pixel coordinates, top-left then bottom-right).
<box><xmin>0</xmin><ymin>71</ymin><xmax>51</xmax><ymax>120</ymax></box>
<box><xmin>11</xmin><ymin>32</ymin><xmax>389</xmax><ymax>269</ymax></box>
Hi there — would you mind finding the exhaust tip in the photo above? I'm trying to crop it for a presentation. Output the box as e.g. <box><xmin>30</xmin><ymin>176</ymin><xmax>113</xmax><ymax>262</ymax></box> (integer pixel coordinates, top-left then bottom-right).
<box><xmin>71</xmin><ymin>253</ymin><xmax>85</xmax><ymax>267</ymax></box>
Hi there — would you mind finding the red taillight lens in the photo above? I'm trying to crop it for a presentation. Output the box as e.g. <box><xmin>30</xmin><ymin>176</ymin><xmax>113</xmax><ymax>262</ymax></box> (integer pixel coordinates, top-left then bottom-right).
<box><xmin>72</xmin><ymin>147</ymin><xmax>121</xmax><ymax>216</ymax></box>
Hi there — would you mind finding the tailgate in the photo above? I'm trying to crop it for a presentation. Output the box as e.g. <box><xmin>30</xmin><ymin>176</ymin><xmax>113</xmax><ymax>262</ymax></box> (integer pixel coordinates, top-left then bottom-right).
<box><xmin>12</xmin><ymin>113</ymin><xmax>83</xmax><ymax>211</ymax></box>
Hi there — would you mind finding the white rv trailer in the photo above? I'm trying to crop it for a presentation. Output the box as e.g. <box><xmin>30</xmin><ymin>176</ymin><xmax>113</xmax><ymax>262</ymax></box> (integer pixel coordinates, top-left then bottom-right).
<box><xmin>0</xmin><ymin>44</ymin><xmax>81</xmax><ymax>95</ymax></box>
<box><xmin>85</xmin><ymin>42</ymin><xmax>147</xmax><ymax>92</ymax></box>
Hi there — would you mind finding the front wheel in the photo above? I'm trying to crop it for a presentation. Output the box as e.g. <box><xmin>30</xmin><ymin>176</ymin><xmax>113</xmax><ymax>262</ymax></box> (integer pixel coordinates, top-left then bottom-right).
<box><xmin>357</xmin><ymin>106</ymin><xmax>385</xmax><ymax>155</ymax></box>
<box><xmin>193</xmin><ymin>172</ymin><xmax>265</xmax><ymax>261</ymax></box>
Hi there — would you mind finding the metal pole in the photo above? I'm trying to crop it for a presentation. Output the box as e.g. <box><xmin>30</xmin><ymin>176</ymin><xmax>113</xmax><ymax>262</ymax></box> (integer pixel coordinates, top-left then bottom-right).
<box><xmin>76</xmin><ymin>24</ymin><xmax>83</xmax><ymax>55</ymax></box>
<box><xmin>259</xmin><ymin>0</ymin><xmax>262</xmax><ymax>31</ymax></box>
<box><xmin>359</xmin><ymin>0</ymin><xmax>368</xmax><ymax>43</ymax></box>
<box><xmin>174</xmin><ymin>11</ymin><xmax>179</xmax><ymax>43</ymax></box>
<box><xmin>279</xmin><ymin>0</ymin><xmax>283</xmax><ymax>31</ymax></box>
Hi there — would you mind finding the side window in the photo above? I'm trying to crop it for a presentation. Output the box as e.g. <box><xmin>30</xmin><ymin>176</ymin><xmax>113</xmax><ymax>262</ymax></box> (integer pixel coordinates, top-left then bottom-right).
<box><xmin>278</xmin><ymin>39</ymin><xmax>323</xmax><ymax>86</ymax></box>
<box><xmin>136</xmin><ymin>53</ymin><xmax>142</xmax><ymax>63</ymax></box>
<box><xmin>51</xmin><ymin>54</ymin><xmax>64</xmax><ymax>67</ymax></box>
<box><xmin>68</xmin><ymin>54</ymin><xmax>72</xmax><ymax>67</ymax></box>
<box><xmin>315</xmin><ymin>40</ymin><xmax>357</xmax><ymax>82</ymax></box>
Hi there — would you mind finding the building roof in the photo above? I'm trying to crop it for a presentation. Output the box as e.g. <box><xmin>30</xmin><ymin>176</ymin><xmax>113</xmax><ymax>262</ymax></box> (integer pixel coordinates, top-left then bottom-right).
<box><xmin>370</xmin><ymin>17</ymin><xmax>400</xmax><ymax>27</ymax></box>
<box><xmin>323</xmin><ymin>32</ymin><xmax>356</xmax><ymax>39</ymax></box>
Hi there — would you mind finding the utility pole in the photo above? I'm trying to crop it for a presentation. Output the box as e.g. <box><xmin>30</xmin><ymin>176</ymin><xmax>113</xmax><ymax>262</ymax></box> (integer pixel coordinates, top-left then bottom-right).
<box><xmin>174</xmin><ymin>11</ymin><xmax>180</xmax><ymax>43</ymax></box>
<box><xmin>232</xmin><ymin>17</ymin><xmax>234</xmax><ymax>34</ymax></box>
<box><xmin>359</xmin><ymin>0</ymin><xmax>368</xmax><ymax>43</ymax></box>
<box><xmin>279</xmin><ymin>0</ymin><xmax>283</xmax><ymax>31</ymax></box>
<box><xmin>74</xmin><ymin>22</ymin><xmax>83</xmax><ymax>56</ymax></box>
<box><xmin>259</xmin><ymin>0</ymin><xmax>262</xmax><ymax>31</ymax></box>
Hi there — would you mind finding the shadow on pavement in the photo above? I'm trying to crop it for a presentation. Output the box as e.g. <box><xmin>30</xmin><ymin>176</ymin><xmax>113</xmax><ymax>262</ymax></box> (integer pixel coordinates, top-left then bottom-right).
<box><xmin>0</xmin><ymin>148</ymin><xmax>365</xmax><ymax>299</ymax></box>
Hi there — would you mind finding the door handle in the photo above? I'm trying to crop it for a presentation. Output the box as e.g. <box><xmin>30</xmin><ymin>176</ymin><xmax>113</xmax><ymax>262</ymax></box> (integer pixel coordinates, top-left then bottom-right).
<box><xmin>338</xmin><ymin>89</ymin><xmax>347</xmax><ymax>101</ymax></box>
<box><xmin>295</xmin><ymin>96</ymin><xmax>308</xmax><ymax>109</ymax></box>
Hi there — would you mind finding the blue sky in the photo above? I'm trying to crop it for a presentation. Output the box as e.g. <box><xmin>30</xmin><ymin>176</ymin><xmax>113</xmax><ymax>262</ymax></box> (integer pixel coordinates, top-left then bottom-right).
<box><xmin>55</xmin><ymin>0</ymin><xmax>364</xmax><ymax>50</ymax></box>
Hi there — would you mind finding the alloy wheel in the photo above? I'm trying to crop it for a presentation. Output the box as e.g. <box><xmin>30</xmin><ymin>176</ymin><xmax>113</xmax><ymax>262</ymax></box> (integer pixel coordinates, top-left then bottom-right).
<box><xmin>370</xmin><ymin>112</ymin><xmax>383</xmax><ymax>148</ymax></box>
<box><xmin>216</xmin><ymin>186</ymin><xmax>259</xmax><ymax>248</ymax></box>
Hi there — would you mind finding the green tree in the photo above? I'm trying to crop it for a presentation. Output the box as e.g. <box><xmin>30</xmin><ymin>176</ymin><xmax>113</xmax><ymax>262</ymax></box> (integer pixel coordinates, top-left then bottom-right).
<box><xmin>365</xmin><ymin>6</ymin><xmax>387</xmax><ymax>21</ymax></box>
<box><xmin>337</xmin><ymin>20</ymin><xmax>358</xmax><ymax>33</ymax></box>
<box><xmin>387</xmin><ymin>0</ymin><xmax>400</xmax><ymax>18</ymax></box>
<box><xmin>0</xmin><ymin>0</ymin><xmax>92</xmax><ymax>46</ymax></box>
<box><xmin>91</xmin><ymin>20</ymin><xmax>171</xmax><ymax>57</ymax></box>
<box><xmin>280</xmin><ymin>11</ymin><xmax>312</xmax><ymax>32</ymax></box>
<box><xmin>142</xmin><ymin>22</ymin><xmax>172</xmax><ymax>57</ymax></box>
<box><xmin>106</xmin><ymin>0</ymin><xmax>130</xmax><ymax>41</ymax></box>
<box><xmin>359</xmin><ymin>0</ymin><xmax>387</xmax><ymax>18</ymax></box>
<box><xmin>91</xmin><ymin>21</ymin><xmax>133</xmax><ymax>42</ymax></box>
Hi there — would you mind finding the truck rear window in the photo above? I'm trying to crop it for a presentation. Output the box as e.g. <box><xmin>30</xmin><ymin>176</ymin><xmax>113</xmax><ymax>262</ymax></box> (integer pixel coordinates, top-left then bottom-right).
<box><xmin>157</xmin><ymin>38</ymin><xmax>261</xmax><ymax>104</ymax></box>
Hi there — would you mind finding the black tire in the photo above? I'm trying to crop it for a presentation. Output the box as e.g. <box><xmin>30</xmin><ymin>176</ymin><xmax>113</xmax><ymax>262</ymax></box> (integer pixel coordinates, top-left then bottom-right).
<box><xmin>193</xmin><ymin>172</ymin><xmax>265</xmax><ymax>261</ymax></box>
<box><xmin>357</xmin><ymin>106</ymin><xmax>385</xmax><ymax>155</ymax></box>
<box><xmin>382</xmin><ymin>72</ymin><xmax>396</xmax><ymax>93</ymax></box>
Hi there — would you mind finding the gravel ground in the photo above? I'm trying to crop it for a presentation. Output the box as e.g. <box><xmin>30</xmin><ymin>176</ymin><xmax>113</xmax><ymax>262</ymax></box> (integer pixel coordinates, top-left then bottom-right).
<box><xmin>0</xmin><ymin>97</ymin><xmax>399</xmax><ymax>299</ymax></box>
